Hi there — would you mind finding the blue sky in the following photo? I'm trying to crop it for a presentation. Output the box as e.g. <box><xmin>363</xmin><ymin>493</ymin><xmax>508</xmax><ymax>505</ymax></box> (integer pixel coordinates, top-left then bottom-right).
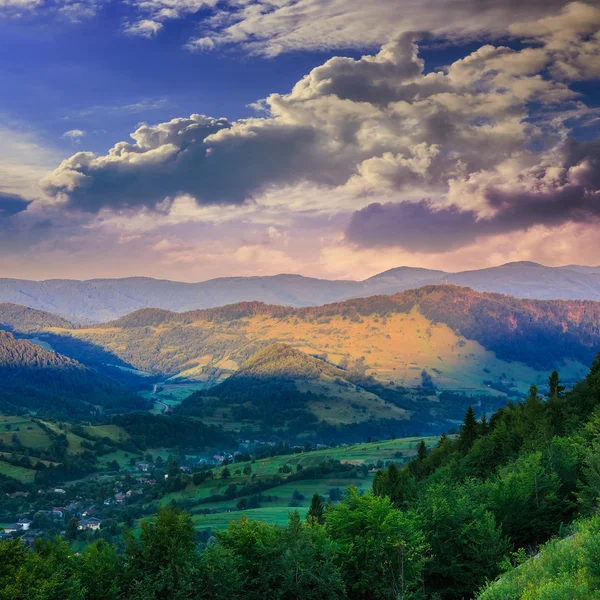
<box><xmin>0</xmin><ymin>4</ymin><xmax>353</xmax><ymax>153</ymax></box>
<box><xmin>0</xmin><ymin>1</ymin><xmax>599</xmax><ymax>281</ymax></box>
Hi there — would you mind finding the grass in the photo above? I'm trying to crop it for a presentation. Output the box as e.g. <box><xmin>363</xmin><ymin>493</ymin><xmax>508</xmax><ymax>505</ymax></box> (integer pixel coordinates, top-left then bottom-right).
<box><xmin>0</xmin><ymin>461</ymin><xmax>37</xmax><ymax>483</ymax></box>
<box><xmin>84</xmin><ymin>424</ymin><xmax>130</xmax><ymax>442</ymax></box>
<box><xmin>193</xmin><ymin>507</ymin><xmax>309</xmax><ymax>530</ymax></box>
<box><xmin>0</xmin><ymin>416</ymin><xmax>53</xmax><ymax>450</ymax></box>
<box><xmin>60</xmin><ymin>306</ymin><xmax>586</xmax><ymax>397</ymax></box>
<box><xmin>155</xmin><ymin>435</ymin><xmax>438</xmax><ymax>530</ymax></box>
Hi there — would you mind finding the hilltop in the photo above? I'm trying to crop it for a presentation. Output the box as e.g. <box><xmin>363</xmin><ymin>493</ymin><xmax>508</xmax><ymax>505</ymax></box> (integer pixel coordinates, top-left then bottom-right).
<box><xmin>178</xmin><ymin>343</ymin><xmax>414</xmax><ymax>437</ymax></box>
<box><xmin>3</xmin><ymin>262</ymin><xmax>600</xmax><ymax>322</ymax></box>
<box><xmin>0</xmin><ymin>303</ymin><xmax>73</xmax><ymax>331</ymax></box>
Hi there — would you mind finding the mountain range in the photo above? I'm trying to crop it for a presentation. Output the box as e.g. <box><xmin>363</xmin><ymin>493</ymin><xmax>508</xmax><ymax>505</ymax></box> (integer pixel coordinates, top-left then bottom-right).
<box><xmin>2</xmin><ymin>261</ymin><xmax>600</xmax><ymax>323</ymax></box>
<box><xmin>3</xmin><ymin>285</ymin><xmax>597</xmax><ymax>395</ymax></box>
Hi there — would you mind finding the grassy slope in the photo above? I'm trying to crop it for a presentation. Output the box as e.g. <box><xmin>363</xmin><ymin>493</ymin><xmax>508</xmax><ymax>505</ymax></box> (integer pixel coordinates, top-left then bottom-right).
<box><xmin>0</xmin><ymin>414</ymin><xmax>137</xmax><ymax>476</ymax></box>
<box><xmin>478</xmin><ymin>515</ymin><xmax>600</xmax><ymax>599</ymax></box>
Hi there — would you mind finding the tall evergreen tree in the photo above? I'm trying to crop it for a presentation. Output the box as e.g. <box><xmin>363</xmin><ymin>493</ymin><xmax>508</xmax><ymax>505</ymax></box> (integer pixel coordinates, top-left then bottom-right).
<box><xmin>417</xmin><ymin>440</ymin><xmax>428</xmax><ymax>462</ymax></box>
<box><xmin>307</xmin><ymin>493</ymin><xmax>325</xmax><ymax>525</ymax></box>
<box><xmin>457</xmin><ymin>406</ymin><xmax>479</xmax><ymax>453</ymax></box>
<box><xmin>547</xmin><ymin>371</ymin><xmax>566</xmax><ymax>401</ymax></box>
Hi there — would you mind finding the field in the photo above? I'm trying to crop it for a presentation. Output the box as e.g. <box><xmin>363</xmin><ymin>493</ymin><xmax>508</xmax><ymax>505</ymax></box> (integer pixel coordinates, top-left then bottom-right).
<box><xmin>84</xmin><ymin>424</ymin><xmax>130</xmax><ymax>442</ymax></box>
<box><xmin>0</xmin><ymin>460</ymin><xmax>37</xmax><ymax>483</ymax></box>
<box><xmin>139</xmin><ymin>382</ymin><xmax>214</xmax><ymax>414</ymax></box>
<box><xmin>0</xmin><ymin>416</ymin><xmax>53</xmax><ymax>449</ymax></box>
<box><xmin>157</xmin><ymin>435</ymin><xmax>438</xmax><ymax>530</ymax></box>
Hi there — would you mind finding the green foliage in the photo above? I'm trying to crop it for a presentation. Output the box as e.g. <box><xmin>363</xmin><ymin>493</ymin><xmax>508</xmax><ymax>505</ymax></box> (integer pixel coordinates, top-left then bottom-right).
<box><xmin>326</xmin><ymin>488</ymin><xmax>429</xmax><ymax>600</ymax></box>
<box><xmin>306</xmin><ymin>492</ymin><xmax>325</xmax><ymax>525</ymax></box>
<box><xmin>123</xmin><ymin>506</ymin><xmax>197</xmax><ymax>599</ymax></box>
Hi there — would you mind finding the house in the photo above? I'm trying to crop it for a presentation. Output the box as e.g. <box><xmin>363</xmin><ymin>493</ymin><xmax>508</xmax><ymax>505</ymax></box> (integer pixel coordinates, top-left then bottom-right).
<box><xmin>3</xmin><ymin>523</ymin><xmax>24</xmax><ymax>534</ymax></box>
<box><xmin>52</xmin><ymin>508</ymin><xmax>64</xmax><ymax>518</ymax></box>
<box><xmin>114</xmin><ymin>493</ymin><xmax>125</xmax><ymax>503</ymax></box>
<box><xmin>50</xmin><ymin>488</ymin><xmax>66</xmax><ymax>495</ymax></box>
<box><xmin>137</xmin><ymin>463</ymin><xmax>149</xmax><ymax>472</ymax></box>
<box><xmin>17</xmin><ymin>519</ymin><xmax>32</xmax><ymax>531</ymax></box>
<box><xmin>78</xmin><ymin>518</ymin><xmax>102</xmax><ymax>531</ymax></box>
<box><xmin>6</xmin><ymin>491</ymin><xmax>28</xmax><ymax>499</ymax></box>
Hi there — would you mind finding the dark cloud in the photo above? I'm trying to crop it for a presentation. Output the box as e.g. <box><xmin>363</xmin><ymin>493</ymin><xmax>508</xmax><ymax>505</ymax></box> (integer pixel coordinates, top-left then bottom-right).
<box><xmin>346</xmin><ymin>136</ymin><xmax>600</xmax><ymax>251</ymax></box>
<box><xmin>0</xmin><ymin>193</ymin><xmax>31</xmax><ymax>217</ymax></box>
<box><xmin>42</xmin><ymin>115</ymin><xmax>355</xmax><ymax>212</ymax></box>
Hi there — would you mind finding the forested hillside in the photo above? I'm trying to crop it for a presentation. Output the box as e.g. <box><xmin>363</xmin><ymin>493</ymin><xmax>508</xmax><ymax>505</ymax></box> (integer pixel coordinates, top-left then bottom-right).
<box><xmin>0</xmin><ymin>303</ymin><xmax>73</xmax><ymax>331</ymax></box>
<box><xmin>177</xmin><ymin>343</ymin><xmax>423</xmax><ymax>439</ymax></box>
<box><xmin>0</xmin><ymin>331</ymin><xmax>146</xmax><ymax>419</ymax></box>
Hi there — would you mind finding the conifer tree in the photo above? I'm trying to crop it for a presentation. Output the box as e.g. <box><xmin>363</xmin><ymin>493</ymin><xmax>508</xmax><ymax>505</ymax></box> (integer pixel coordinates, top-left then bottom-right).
<box><xmin>458</xmin><ymin>406</ymin><xmax>478</xmax><ymax>453</ymax></box>
<box><xmin>417</xmin><ymin>440</ymin><xmax>428</xmax><ymax>462</ymax></box>
<box><xmin>307</xmin><ymin>493</ymin><xmax>325</xmax><ymax>525</ymax></box>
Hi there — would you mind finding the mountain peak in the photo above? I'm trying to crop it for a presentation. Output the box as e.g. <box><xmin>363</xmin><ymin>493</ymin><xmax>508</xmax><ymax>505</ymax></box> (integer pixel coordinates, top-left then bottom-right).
<box><xmin>499</xmin><ymin>261</ymin><xmax>544</xmax><ymax>268</ymax></box>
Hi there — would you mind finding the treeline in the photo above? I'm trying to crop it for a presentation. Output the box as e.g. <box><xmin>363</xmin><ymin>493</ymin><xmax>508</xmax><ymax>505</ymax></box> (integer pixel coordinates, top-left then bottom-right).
<box><xmin>112</xmin><ymin>413</ymin><xmax>237</xmax><ymax>451</ymax></box>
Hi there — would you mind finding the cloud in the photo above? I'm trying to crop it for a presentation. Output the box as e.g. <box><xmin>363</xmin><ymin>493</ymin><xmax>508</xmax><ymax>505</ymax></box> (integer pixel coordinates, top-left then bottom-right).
<box><xmin>62</xmin><ymin>129</ymin><xmax>86</xmax><ymax>139</ymax></box>
<box><xmin>187</xmin><ymin>0</ymin><xmax>578</xmax><ymax>57</ymax></box>
<box><xmin>0</xmin><ymin>124</ymin><xmax>63</xmax><ymax>199</ymax></box>
<box><xmin>123</xmin><ymin>18</ymin><xmax>163</xmax><ymax>38</ymax></box>
<box><xmin>346</xmin><ymin>135</ymin><xmax>600</xmax><ymax>251</ymax></box>
<box><xmin>43</xmin><ymin>5</ymin><xmax>600</xmax><ymax>218</ymax></box>
<box><xmin>0</xmin><ymin>0</ymin><xmax>104</xmax><ymax>20</ymax></box>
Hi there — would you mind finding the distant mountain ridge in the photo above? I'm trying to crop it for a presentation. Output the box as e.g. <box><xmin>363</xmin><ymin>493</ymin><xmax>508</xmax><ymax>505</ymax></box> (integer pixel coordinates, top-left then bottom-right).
<box><xmin>2</xmin><ymin>262</ymin><xmax>600</xmax><ymax>322</ymax></box>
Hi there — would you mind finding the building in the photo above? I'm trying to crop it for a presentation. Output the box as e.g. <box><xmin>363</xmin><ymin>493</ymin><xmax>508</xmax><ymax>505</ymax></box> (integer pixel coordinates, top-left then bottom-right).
<box><xmin>78</xmin><ymin>518</ymin><xmax>102</xmax><ymax>531</ymax></box>
<box><xmin>16</xmin><ymin>519</ymin><xmax>32</xmax><ymax>531</ymax></box>
<box><xmin>3</xmin><ymin>523</ymin><xmax>24</xmax><ymax>534</ymax></box>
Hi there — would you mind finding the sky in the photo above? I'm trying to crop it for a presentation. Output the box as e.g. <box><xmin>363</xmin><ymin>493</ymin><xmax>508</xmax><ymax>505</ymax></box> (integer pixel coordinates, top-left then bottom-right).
<box><xmin>0</xmin><ymin>0</ymin><xmax>599</xmax><ymax>282</ymax></box>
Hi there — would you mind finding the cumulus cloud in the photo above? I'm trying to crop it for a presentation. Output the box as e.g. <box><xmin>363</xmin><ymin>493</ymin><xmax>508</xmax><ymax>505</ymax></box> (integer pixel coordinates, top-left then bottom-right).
<box><xmin>34</xmin><ymin>3</ymin><xmax>600</xmax><ymax>260</ymax></box>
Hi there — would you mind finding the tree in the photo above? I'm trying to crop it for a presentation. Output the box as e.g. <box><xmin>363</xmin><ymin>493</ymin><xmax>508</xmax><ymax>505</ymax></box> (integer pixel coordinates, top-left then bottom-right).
<box><xmin>420</xmin><ymin>481</ymin><xmax>509</xmax><ymax>598</ymax></box>
<box><xmin>65</xmin><ymin>517</ymin><xmax>80</xmax><ymax>541</ymax></box>
<box><xmin>76</xmin><ymin>539</ymin><xmax>122</xmax><ymax>600</ymax></box>
<box><xmin>221</xmin><ymin>467</ymin><xmax>231</xmax><ymax>479</ymax></box>
<box><xmin>123</xmin><ymin>506</ymin><xmax>197</xmax><ymax>599</ymax></box>
<box><xmin>457</xmin><ymin>406</ymin><xmax>479</xmax><ymax>453</ymax></box>
<box><xmin>306</xmin><ymin>493</ymin><xmax>324</xmax><ymax>525</ymax></box>
<box><xmin>547</xmin><ymin>372</ymin><xmax>567</xmax><ymax>434</ymax></box>
<box><xmin>417</xmin><ymin>440</ymin><xmax>428</xmax><ymax>462</ymax></box>
<box><xmin>326</xmin><ymin>489</ymin><xmax>429</xmax><ymax>599</ymax></box>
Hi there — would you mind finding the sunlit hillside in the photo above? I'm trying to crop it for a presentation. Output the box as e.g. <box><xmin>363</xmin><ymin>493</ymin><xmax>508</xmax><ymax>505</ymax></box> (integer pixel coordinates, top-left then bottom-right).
<box><xmin>37</xmin><ymin>286</ymin><xmax>597</xmax><ymax>397</ymax></box>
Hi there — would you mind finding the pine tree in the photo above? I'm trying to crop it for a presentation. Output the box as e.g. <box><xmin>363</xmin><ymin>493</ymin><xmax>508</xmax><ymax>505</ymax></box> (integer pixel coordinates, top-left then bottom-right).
<box><xmin>417</xmin><ymin>440</ymin><xmax>428</xmax><ymax>462</ymax></box>
<box><xmin>547</xmin><ymin>371</ymin><xmax>565</xmax><ymax>401</ymax></box>
<box><xmin>306</xmin><ymin>493</ymin><xmax>324</xmax><ymax>525</ymax></box>
<box><xmin>458</xmin><ymin>406</ymin><xmax>478</xmax><ymax>453</ymax></box>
